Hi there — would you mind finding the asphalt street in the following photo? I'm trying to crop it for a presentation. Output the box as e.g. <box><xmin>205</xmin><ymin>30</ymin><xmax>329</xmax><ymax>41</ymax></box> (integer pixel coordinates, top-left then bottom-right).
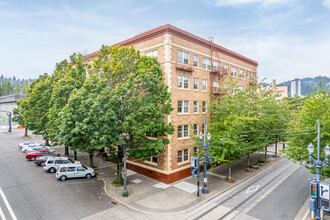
<box><xmin>0</xmin><ymin>129</ymin><xmax>115</xmax><ymax>220</ymax></box>
<box><xmin>190</xmin><ymin>158</ymin><xmax>313</xmax><ymax>220</ymax></box>
<box><xmin>246</xmin><ymin>165</ymin><xmax>312</xmax><ymax>220</ymax></box>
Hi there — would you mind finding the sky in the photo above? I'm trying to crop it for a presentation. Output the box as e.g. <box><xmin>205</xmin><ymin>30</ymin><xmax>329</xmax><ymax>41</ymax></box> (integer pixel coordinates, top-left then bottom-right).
<box><xmin>0</xmin><ymin>0</ymin><xmax>330</xmax><ymax>83</ymax></box>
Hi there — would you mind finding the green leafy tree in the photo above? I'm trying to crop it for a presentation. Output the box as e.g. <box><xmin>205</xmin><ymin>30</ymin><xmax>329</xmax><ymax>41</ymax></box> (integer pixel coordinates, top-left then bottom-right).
<box><xmin>88</xmin><ymin>45</ymin><xmax>174</xmax><ymax>183</ymax></box>
<box><xmin>22</xmin><ymin>81</ymin><xmax>29</xmax><ymax>94</ymax></box>
<box><xmin>14</xmin><ymin>83</ymin><xmax>21</xmax><ymax>94</ymax></box>
<box><xmin>47</xmin><ymin>54</ymin><xmax>86</xmax><ymax>155</ymax></box>
<box><xmin>59</xmin><ymin>76</ymin><xmax>107</xmax><ymax>167</ymax></box>
<box><xmin>283</xmin><ymin>84</ymin><xmax>330</xmax><ymax>177</ymax></box>
<box><xmin>13</xmin><ymin>99</ymin><xmax>28</xmax><ymax>136</ymax></box>
<box><xmin>23</xmin><ymin>74</ymin><xmax>53</xmax><ymax>145</ymax></box>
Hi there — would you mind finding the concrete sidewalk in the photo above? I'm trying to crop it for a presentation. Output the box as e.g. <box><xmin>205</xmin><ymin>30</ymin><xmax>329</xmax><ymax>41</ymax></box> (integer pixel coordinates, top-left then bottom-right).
<box><xmin>21</xmin><ymin>129</ymin><xmax>285</xmax><ymax>219</ymax></box>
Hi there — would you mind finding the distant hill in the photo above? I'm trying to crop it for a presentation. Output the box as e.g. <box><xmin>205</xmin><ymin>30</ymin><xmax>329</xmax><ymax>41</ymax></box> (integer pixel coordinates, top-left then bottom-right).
<box><xmin>262</xmin><ymin>76</ymin><xmax>330</xmax><ymax>97</ymax></box>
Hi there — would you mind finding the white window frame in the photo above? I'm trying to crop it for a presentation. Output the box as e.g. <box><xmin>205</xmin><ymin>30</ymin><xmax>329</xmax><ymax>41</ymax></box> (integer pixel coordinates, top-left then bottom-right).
<box><xmin>183</xmin><ymin>52</ymin><xmax>189</xmax><ymax>64</ymax></box>
<box><xmin>183</xmin><ymin>76</ymin><xmax>189</xmax><ymax>89</ymax></box>
<box><xmin>193</xmin><ymin>124</ymin><xmax>198</xmax><ymax>135</ymax></box>
<box><xmin>146</xmin><ymin>50</ymin><xmax>158</xmax><ymax>60</ymax></box>
<box><xmin>178</xmin><ymin>125</ymin><xmax>189</xmax><ymax>139</ymax></box>
<box><xmin>231</xmin><ymin>67</ymin><xmax>237</xmax><ymax>77</ymax></box>
<box><xmin>194</xmin><ymin>55</ymin><xmax>198</xmax><ymax>67</ymax></box>
<box><xmin>178</xmin><ymin>100</ymin><xmax>189</xmax><ymax>114</ymax></box>
<box><xmin>193</xmin><ymin>101</ymin><xmax>198</xmax><ymax>113</ymax></box>
<box><xmin>213</xmin><ymin>61</ymin><xmax>220</xmax><ymax>71</ymax></box>
<box><xmin>202</xmin><ymin>80</ymin><xmax>207</xmax><ymax>92</ymax></box>
<box><xmin>178</xmin><ymin>76</ymin><xmax>183</xmax><ymax>88</ymax></box>
<box><xmin>177</xmin><ymin>149</ymin><xmax>189</xmax><ymax>163</ymax></box>
<box><xmin>202</xmin><ymin>101</ymin><xmax>207</xmax><ymax>113</ymax></box>
<box><xmin>240</xmin><ymin>69</ymin><xmax>244</xmax><ymax>79</ymax></box>
<box><xmin>178</xmin><ymin>50</ymin><xmax>183</xmax><ymax>63</ymax></box>
<box><xmin>194</xmin><ymin>78</ymin><xmax>198</xmax><ymax>90</ymax></box>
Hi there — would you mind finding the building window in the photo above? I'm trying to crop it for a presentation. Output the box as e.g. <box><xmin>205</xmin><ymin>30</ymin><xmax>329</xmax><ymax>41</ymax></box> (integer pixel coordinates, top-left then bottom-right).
<box><xmin>213</xmin><ymin>81</ymin><xmax>220</xmax><ymax>92</ymax></box>
<box><xmin>224</xmin><ymin>83</ymin><xmax>228</xmax><ymax>89</ymax></box>
<box><xmin>246</xmin><ymin>71</ymin><xmax>249</xmax><ymax>78</ymax></box>
<box><xmin>250</xmin><ymin>73</ymin><xmax>254</xmax><ymax>80</ymax></box>
<box><xmin>240</xmin><ymin>70</ymin><xmax>244</xmax><ymax>78</ymax></box>
<box><xmin>178</xmin><ymin>101</ymin><xmax>189</xmax><ymax>113</ymax></box>
<box><xmin>193</xmin><ymin>101</ymin><xmax>198</xmax><ymax>113</ymax></box>
<box><xmin>178</xmin><ymin>50</ymin><xmax>189</xmax><ymax>64</ymax></box>
<box><xmin>202</xmin><ymin>80</ymin><xmax>207</xmax><ymax>91</ymax></box>
<box><xmin>194</xmin><ymin>55</ymin><xmax>198</xmax><ymax>67</ymax></box>
<box><xmin>231</xmin><ymin>85</ymin><xmax>237</xmax><ymax>95</ymax></box>
<box><xmin>202</xmin><ymin>58</ymin><xmax>211</xmax><ymax>70</ymax></box>
<box><xmin>177</xmin><ymin>149</ymin><xmax>189</xmax><ymax>163</ymax></box>
<box><xmin>178</xmin><ymin>50</ymin><xmax>183</xmax><ymax>63</ymax></box>
<box><xmin>184</xmin><ymin>52</ymin><xmax>189</xmax><ymax>64</ymax></box>
<box><xmin>183</xmin><ymin>76</ymin><xmax>189</xmax><ymax>89</ymax></box>
<box><xmin>178</xmin><ymin>125</ymin><xmax>189</xmax><ymax>138</ymax></box>
<box><xmin>146</xmin><ymin>50</ymin><xmax>158</xmax><ymax>60</ymax></box>
<box><xmin>194</xmin><ymin>147</ymin><xmax>198</xmax><ymax>154</ymax></box>
<box><xmin>178</xmin><ymin>76</ymin><xmax>183</xmax><ymax>88</ymax></box>
<box><xmin>193</xmin><ymin>124</ymin><xmax>198</xmax><ymax>135</ymax></box>
<box><xmin>194</xmin><ymin>78</ymin><xmax>198</xmax><ymax>90</ymax></box>
<box><xmin>231</xmin><ymin>67</ymin><xmax>237</xmax><ymax>77</ymax></box>
<box><xmin>150</xmin><ymin>155</ymin><xmax>158</xmax><ymax>163</ymax></box>
<box><xmin>202</xmin><ymin>101</ymin><xmax>207</xmax><ymax>113</ymax></box>
<box><xmin>239</xmin><ymin>86</ymin><xmax>244</xmax><ymax>91</ymax></box>
<box><xmin>213</xmin><ymin>61</ymin><xmax>220</xmax><ymax>71</ymax></box>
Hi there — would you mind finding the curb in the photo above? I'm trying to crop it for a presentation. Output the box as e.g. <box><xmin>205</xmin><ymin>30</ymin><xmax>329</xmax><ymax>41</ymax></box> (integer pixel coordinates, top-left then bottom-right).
<box><xmin>100</xmin><ymin>157</ymin><xmax>284</xmax><ymax>215</ymax></box>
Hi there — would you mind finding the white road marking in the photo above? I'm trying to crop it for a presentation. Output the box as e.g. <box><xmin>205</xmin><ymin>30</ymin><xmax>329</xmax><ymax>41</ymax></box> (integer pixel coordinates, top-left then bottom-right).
<box><xmin>246</xmin><ymin>185</ymin><xmax>259</xmax><ymax>193</ymax></box>
<box><xmin>0</xmin><ymin>187</ymin><xmax>17</xmax><ymax>220</ymax></box>
<box><xmin>0</xmin><ymin>207</ymin><xmax>6</xmax><ymax>220</ymax></box>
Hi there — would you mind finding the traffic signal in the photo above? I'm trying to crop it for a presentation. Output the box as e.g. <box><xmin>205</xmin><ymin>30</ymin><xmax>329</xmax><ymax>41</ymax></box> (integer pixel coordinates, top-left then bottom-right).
<box><xmin>310</xmin><ymin>182</ymin><xmax>318</xmax><ymax>199</ymax></box>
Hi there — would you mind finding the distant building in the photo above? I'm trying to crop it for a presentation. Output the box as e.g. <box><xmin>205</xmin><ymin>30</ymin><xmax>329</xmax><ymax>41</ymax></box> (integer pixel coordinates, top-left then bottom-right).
<box><xmin>260</xmin><ymin>80</ymin><xmax>288</xmax><ymax>100</ymax></box>
<box><xmin>291</xmin><ymin>79</ymin><xmax>301</xmax><ymax>97</ymax></box>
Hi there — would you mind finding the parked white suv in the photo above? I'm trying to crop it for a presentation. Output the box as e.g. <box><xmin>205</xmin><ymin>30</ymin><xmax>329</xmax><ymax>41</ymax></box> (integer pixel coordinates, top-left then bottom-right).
<box><xmin>43</xmin><ymin>157</ymin><xmax>80</xmax><ymax>173</ymax></box>
<box><xmin>56</xmin><ymin>164</ymin><xmax>95</xmax><ymax>181</ymax></box>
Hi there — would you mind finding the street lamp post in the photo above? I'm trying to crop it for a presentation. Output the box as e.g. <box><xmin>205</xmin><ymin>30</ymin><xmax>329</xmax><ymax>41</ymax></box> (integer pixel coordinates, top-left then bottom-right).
<box><xmin>199</xmin><ymin>116</ymin><xmax>211</xmax><ymax>194</ymax></box>
<box><xmin>308</xmin><ymin>121</ymin><xmax>330</xmax><ymax>219</ymax></box>
<box><xmin>122</xmin><ymin>133</ymin><xmax>129</xmax><ymax>197</ymax></box>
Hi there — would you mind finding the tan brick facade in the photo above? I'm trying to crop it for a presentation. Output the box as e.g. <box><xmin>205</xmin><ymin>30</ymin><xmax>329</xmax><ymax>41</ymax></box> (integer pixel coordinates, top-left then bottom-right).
<box><xmin>86</xmin><ymin>24</ymin><xmax>258</xmax><ymax>183</ymax></box>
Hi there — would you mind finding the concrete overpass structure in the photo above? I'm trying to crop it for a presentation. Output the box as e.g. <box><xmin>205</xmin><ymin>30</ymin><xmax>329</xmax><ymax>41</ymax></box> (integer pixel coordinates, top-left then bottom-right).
<box><xmin>0</xmin><ymin>94</ymin><xmax>26</xmax><ymax>131</ymax></box>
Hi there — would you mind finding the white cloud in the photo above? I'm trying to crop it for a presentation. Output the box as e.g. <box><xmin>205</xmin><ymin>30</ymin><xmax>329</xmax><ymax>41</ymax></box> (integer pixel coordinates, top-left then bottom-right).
<box><xmin>216</xmin><ymin>34</ymin><xmax>330</xmax><ymax>83</ymax></box>
<box><xmin>324</xmin><ymin>0</ymin><xmax>330</xmax><ymax>8</ymax></box>
<box><xmin>212</xmin><ymin>0</ymin><xmax>296</xmax><ymax>7</ymax></box>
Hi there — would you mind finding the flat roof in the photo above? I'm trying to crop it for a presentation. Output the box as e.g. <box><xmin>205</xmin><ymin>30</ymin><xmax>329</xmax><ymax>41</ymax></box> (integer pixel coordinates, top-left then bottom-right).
<box><xmin>85</xmin><ymin>24</ymin><xmax>258</xmax><ymax>67</ymax></box>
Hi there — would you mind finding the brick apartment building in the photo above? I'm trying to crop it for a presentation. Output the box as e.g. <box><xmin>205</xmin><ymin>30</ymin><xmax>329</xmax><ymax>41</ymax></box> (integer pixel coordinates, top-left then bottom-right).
<box><xmin>86</xmin><ymin>24</ymin><xmax>258</xmax><ymax>183</ymax></box>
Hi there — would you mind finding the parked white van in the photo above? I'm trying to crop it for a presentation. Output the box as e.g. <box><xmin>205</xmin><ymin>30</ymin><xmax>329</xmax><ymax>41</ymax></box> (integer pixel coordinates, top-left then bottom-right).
<box><xmin>56</xmin><ymin>164</ymin><xmax>95</xmax><ymax>181</ymax></box>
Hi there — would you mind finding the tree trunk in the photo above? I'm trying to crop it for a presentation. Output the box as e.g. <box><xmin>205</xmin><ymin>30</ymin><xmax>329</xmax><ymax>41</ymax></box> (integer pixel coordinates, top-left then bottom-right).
<box><xmin>44</xmin><ymin>139</ymin><xmax>50</xmax><ymax>146</ymax></box>
<box><xmin>275</xmin><ymin>141</ymin><xmax>278</xmax><ymax>156</ymax></box>
<box><xmin>65</xmin><ymin>145</ymin><xmax>69</xmax><ymax>156</ymax></box>
<box><xmin>264</xmin><ymin>147</ymin><xmax>267</xmax><ymax>159</ymax></box>
<box><xmin>89</xmin><ymin>152</ymin><xmax>94</xmax><ymax>168</ymax></box>
<box><xmin>116</xmin><ymin>161</ymin><xmax>123</xmax><ymax>182</ymax></box>
<box><xmin>247</xmin><ymin>154</ymin><xmax>250</xmax><ymax>170</ymax></box>
<box><xmin>24</xmin><ymin>127</ymin><xmax>28</xmax><ymax>137</ymax></box>
<box><xmin>228</xmin><ymin>163</ymin><xmax>232</xmax><ymax>180</ymax></box>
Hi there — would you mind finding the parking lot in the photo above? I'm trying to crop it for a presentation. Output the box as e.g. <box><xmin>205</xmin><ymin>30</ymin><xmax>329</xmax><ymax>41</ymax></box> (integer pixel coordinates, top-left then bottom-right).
<box><xmin>0</xmin><ymin>129</ymin><xmax>115</xmax><ymax>220</ymax></box>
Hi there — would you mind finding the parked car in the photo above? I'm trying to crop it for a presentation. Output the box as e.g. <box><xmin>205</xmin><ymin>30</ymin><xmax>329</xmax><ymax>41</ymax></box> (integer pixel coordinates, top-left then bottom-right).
<box><xmin>34</xmin><ymin>154</ymin><xmax>61</xmax><ymax>166</ymax></box>
<box><xmin>18</xmin><ymin>141</ymin><xmax>35</xmax><ymax>150</ymax></box>
<box><xmin>43</xmin><ymin>157</ymin><xmax>80</xmax><ymax>173</ymax></box>
<box><xmin>56</xmin><ymin>164</ymin><xmax>95</xmax><ymax>181</ymax></box>
<box><xmin>25</xmin><ymin>145</ymin><xmax>55</xmax><ymax>154</ymax></box>
<box><xmin>21</xmin><ymin>143</ymin><xmax>40</xmax><ymax>153</ymax></box>
<box><xmin>26</xmin><ymin>150</ymin><xmax>50</xmax><ymax>161</ymax></box>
